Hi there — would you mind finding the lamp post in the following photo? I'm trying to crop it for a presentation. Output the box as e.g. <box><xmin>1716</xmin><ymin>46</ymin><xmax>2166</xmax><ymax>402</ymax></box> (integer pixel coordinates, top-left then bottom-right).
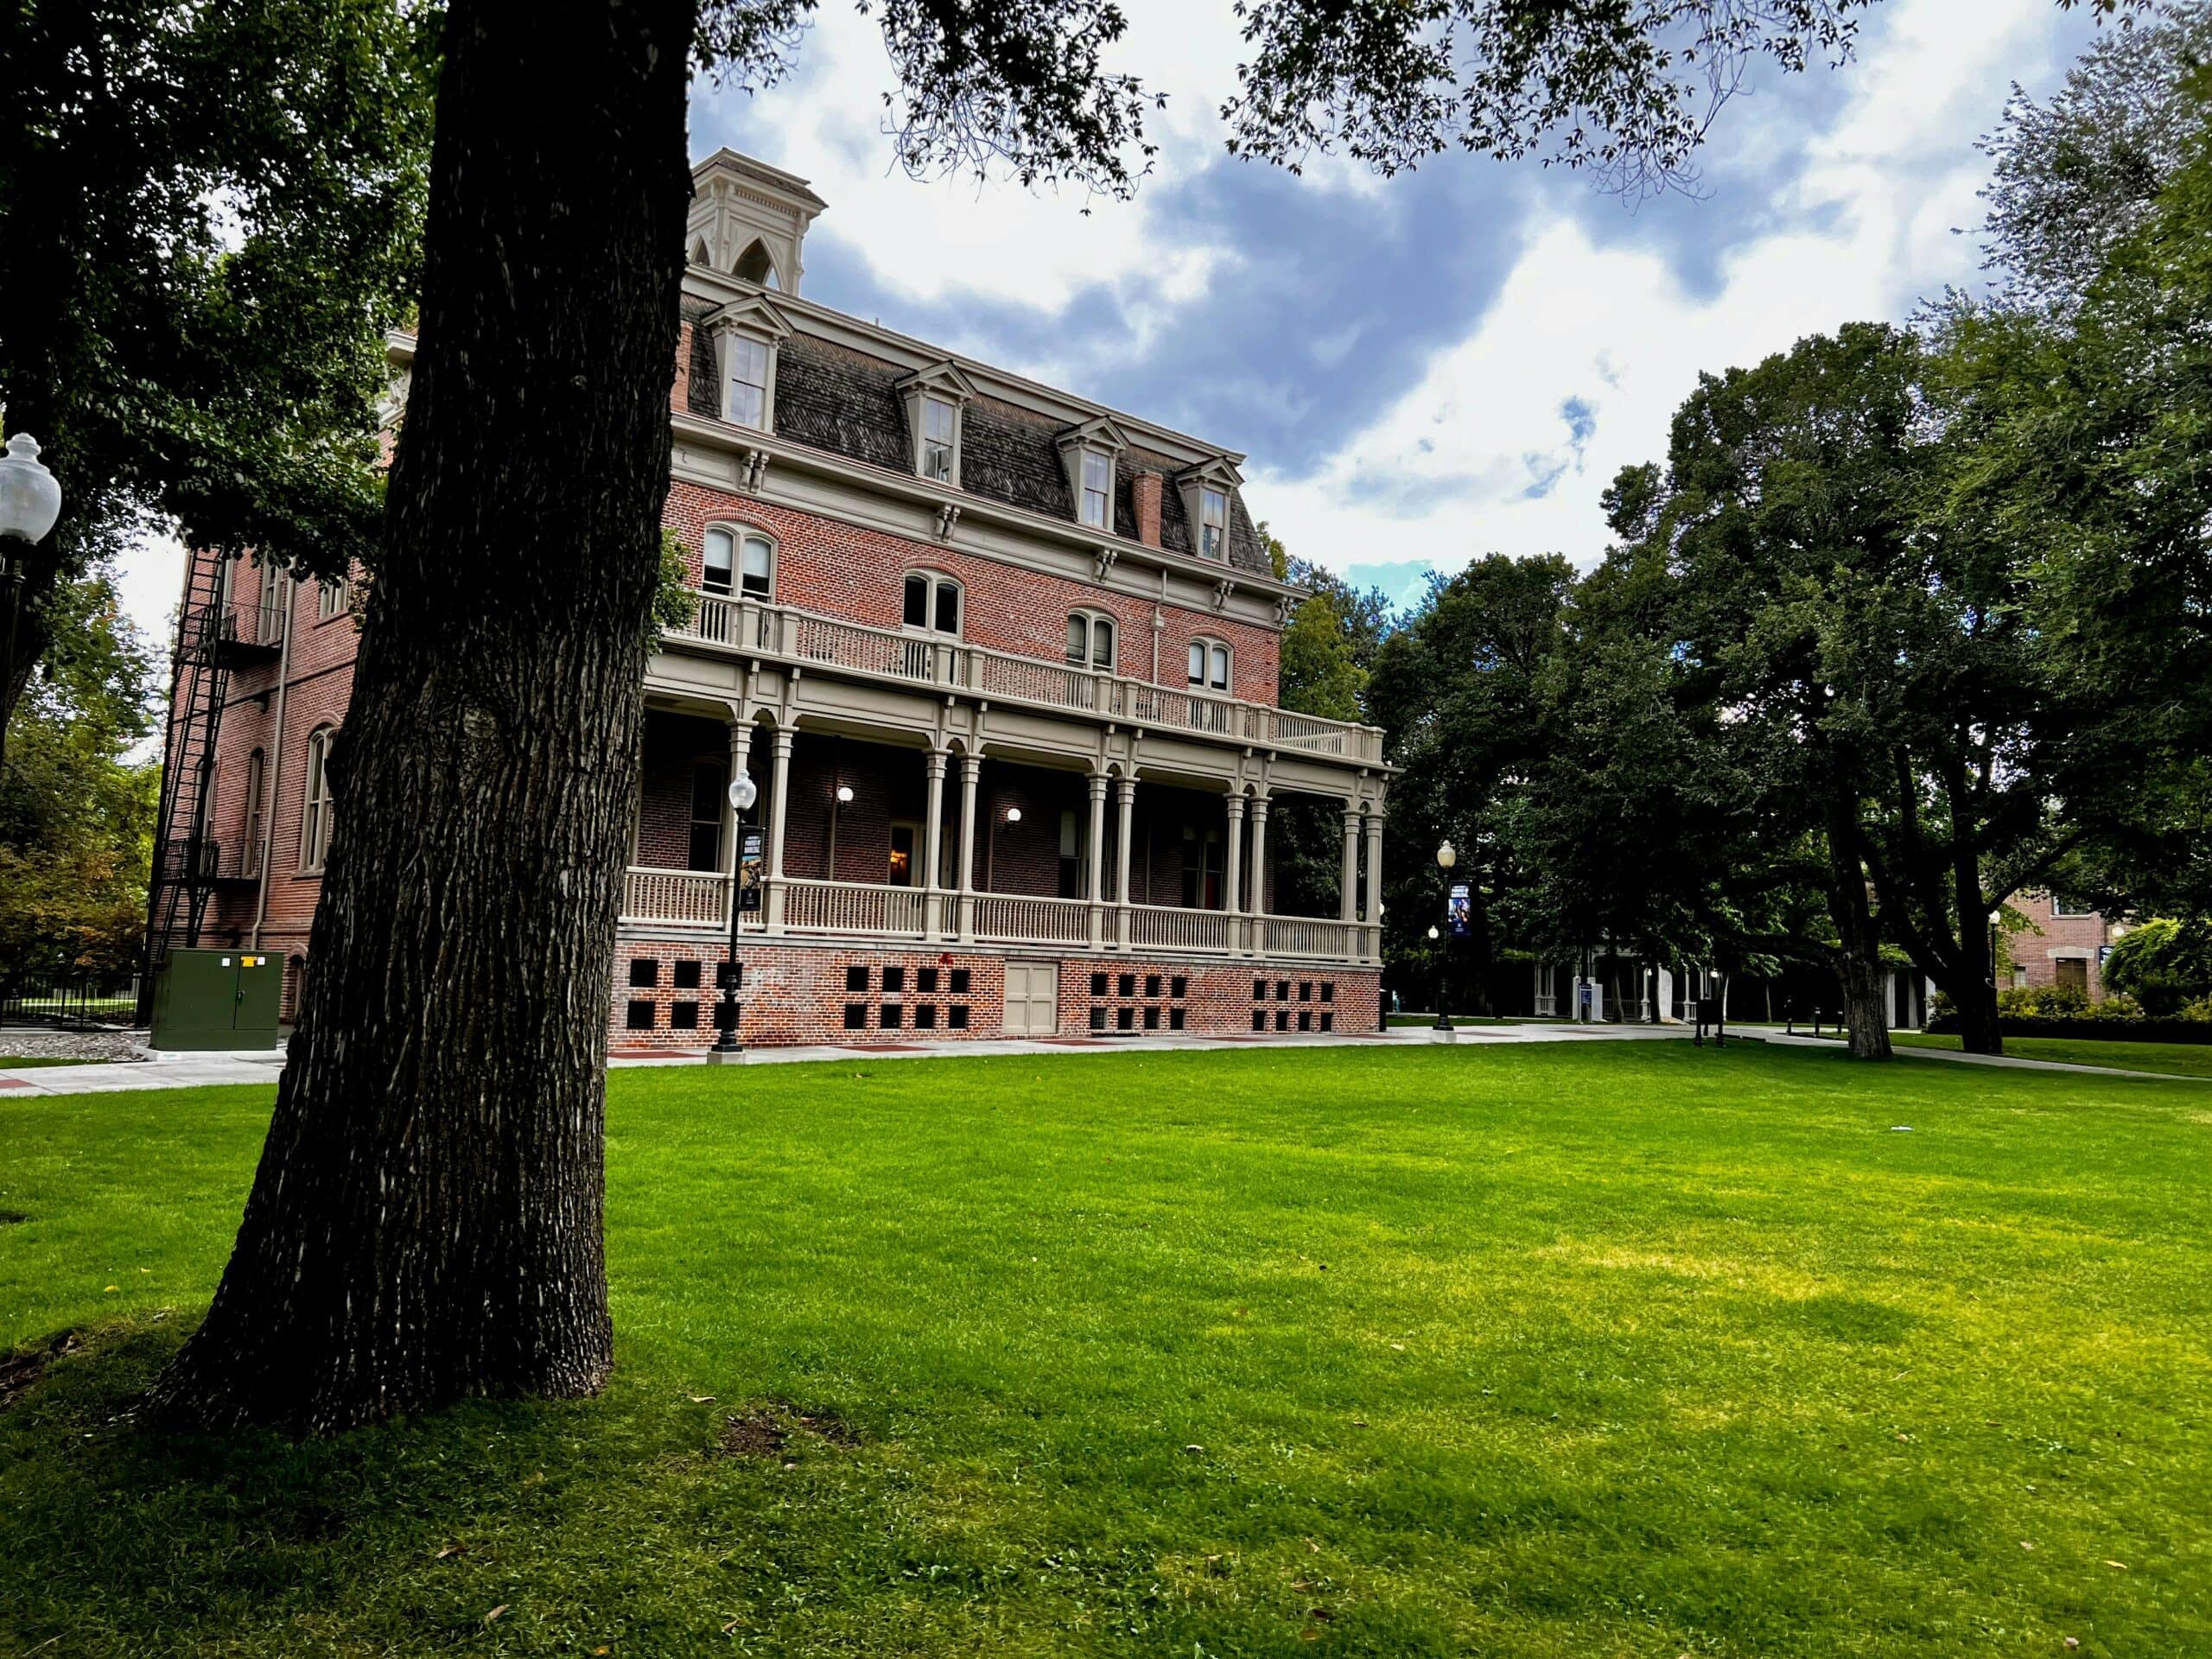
<box><xmin>0</xmin><ymin>432</ymin><xmax>63</xmax><ymax>779</ymax></box>
<box><xmin>1433</xmin><ymin>839</ymin><xmax>1457</xmax><ymax>1032</ymax></box>
<box><xmin>710</xmin><ymin>766</ymin><xmax>761</xmax><ymax>1060</ymax></box>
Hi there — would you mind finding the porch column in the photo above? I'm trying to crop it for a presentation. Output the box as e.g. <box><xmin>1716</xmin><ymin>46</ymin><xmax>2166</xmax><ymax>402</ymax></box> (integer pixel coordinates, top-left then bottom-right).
<box><xmin>923</xmin><ymin>747</ymin><xmax>949</xmax><ymax>938</ymax></box>
<box><xmin>765</xmin><ymin>725</ymin><xmax>794</xmax><ymax>933</ymax></box>
<box><xmin>1114</xmin><ymin>773</ymin><xmax>1135</xmax><ymax>949</ymax></box>
<box><xmin>1224</xmin><ymin>793</ymin><xmax>1247</xmax><ymax>956</ymax></box>
<box><xmin>1246</xmin><ymin>792</ymin><xmax>1270</xmax><ymax>957</ymax></box>
<box><xmin>1084</xmin><ymin>769</ymin><xmax>1109</xmax><ymax>948</ymax></box>
<box><xmin>1338</xmin><ymin>804</ymin><xmax>1361</xmax><ymax>925</ymax></box>
<box><xmin>956</xmin><ymin>752</ymin><xmax>980</xmax><ymax>943</ymax></box>
<box><xmin>1362</xmin><ymin>805</ymin><xmax>1385</xmax><ymax>963</ymax></box>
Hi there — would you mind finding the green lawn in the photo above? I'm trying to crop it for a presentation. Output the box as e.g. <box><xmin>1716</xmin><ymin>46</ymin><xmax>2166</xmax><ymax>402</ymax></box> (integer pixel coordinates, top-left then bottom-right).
<box><xmin>0</xmin><ymin>1054</ymin><xmax>102</xmax><ymax>1069</ymax></box>
<box><xmin>3</xmin><ymin>1044</ymin><xmax>2208</xmax><ymax>1656</ymax></box>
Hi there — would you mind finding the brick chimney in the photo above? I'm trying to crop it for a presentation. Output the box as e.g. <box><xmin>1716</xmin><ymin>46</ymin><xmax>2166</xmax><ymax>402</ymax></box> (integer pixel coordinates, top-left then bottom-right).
<box><xmin>1132</xmin><ymin>470</ymin><xmax>1163</xmax><ymax>548</ymax></box>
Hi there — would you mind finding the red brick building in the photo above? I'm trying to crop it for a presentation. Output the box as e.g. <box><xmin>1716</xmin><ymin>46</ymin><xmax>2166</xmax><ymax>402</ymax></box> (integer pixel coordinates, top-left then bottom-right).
<box><xmin>151</xmin><ymin>150</ymin><xmax>1390</xmax><ymax>1048</ymax></box>
<box><xmin>2003</xmin><ymin>891</ymin><xmax>2118</xmax><ymax>1001</ymax></box>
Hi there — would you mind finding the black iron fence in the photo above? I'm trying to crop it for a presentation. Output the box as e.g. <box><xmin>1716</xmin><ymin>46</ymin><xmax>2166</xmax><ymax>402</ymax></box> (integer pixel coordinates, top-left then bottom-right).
<box><xmin>1</xmin><ymin>982</ymin><xmax>143</xmax><ymax>1028</ymax></box>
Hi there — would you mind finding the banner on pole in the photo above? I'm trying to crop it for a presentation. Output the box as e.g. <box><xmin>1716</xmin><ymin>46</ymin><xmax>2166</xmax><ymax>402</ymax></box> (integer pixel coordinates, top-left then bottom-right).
<box><xmin>1447</xmin><ymin>882</ymin><xmax>1471</xmax><ymax>938</ymax></box>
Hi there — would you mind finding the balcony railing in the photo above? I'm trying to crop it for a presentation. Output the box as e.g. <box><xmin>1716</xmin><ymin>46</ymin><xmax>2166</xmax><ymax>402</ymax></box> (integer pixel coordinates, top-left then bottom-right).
<box><xmin>621</xmin><ymin>868</ymin><xmax>1373</xmax><ymax>963</ymax></box>
<box><xmin>666</xmin><ymin>592</ymin><xmax>1384</xmax><ymax>765</ymax></box>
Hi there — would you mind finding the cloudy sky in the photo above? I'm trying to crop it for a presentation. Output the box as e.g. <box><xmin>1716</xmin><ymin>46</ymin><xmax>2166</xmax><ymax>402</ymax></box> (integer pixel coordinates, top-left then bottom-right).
<box><xmin>115</xmin><ymin>0</ymin><xmax>2101</xmax><ymax>636</ymax></box>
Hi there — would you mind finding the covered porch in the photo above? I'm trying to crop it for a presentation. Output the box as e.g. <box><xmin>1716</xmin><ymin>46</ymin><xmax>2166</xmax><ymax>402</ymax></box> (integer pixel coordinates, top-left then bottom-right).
<box><xmin>620</xmin><ymin>707</ymin><xmax>1383</xmax><ymax>964</ymax></box>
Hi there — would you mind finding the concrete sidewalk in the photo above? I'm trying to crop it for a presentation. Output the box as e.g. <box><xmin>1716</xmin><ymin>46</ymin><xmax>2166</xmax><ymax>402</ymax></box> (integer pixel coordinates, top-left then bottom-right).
<box><xmin>3</xmin><ymin>1018</ymin><xmax>2191</xmax><ymax>1096</ymax></box>
<box><xmin>1758</xmin><ymin>1029</ymin><xmax>2201</xmax><ymax>1081</ymax></box>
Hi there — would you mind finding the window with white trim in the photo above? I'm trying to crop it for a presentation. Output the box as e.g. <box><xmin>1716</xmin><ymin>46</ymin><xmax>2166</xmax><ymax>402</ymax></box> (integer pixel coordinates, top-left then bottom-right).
<box><xmin>703</xmin><ymin>525</ymin><xmax>773</xmax><ymax>598</ymax></box>
<box><xmin>317</xmin><ymin>575</ymin><xmax>350</xmax><ymax>621</ymax></box>
<box><xmin>1066</xmin><ymin>611</ymin><xmax>1116</xmax><ymax>670</ymax></box>
<box><xmin>301</xmin><ymin>727</ymin><xmax>337</xmax><ymax>872</ymax></box>
<box><xmin>1079</xmin><ymin>450</ymin><xmax>1113</xmax><ymax>529</ymax></box>
<box><xmin>1199</xmin><ymin>487</ymin><xmax>1228</xmax><ymax>561</ymax></box>
<box><xmin>903</xmin><ymin>571</ymin><xmax>962</xmax><ymax>635</ymax></box>
<box><xmin>920</xmin><ymin>396</ymin><xmax>957</xmax><ymax>483</ymax></box>
<box><xmin>1187</xmin><ymin>637</ymin><xmax>1230</xmax><ymax>692</ymax></box>
<box><xmin>2050</xmin><ymin>893</ymin><xmax>2094</xmax><ymax>918</ymax></box>
<box><xmin>727</xmin><ymin>334</ymin><xmax>771</xmax><ymax>429</ymax></box>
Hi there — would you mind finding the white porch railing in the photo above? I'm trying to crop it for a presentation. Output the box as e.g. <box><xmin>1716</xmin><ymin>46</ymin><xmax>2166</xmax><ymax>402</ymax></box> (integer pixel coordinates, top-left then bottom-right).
<box><xmin>783</xmin><ymin>877</ymin><xmax>928</xmax><ymax>938</ymax></box>
<box><xmin>667</xmin><ymin>592</ymin><xmax>1385</xmax><ymax>765</ymax></box>
<box><xmin>622</xmin><ymin>868</ymin><xmax>1368</xmax><ymax>963</ymax></box>
<box><xmin>622</xmin><ymin>867</ymin><xmax>729</xmax><ymax>929</ymax></box>
<box><xmin>974</xmin><ymin>893</ymin><xmax>1090</xmax><ymax>946</ymax></box>
<box><xmin>1128</xmin><ymin>904</ymin><xmax>1232</xmax><ymax>954</ymax></box>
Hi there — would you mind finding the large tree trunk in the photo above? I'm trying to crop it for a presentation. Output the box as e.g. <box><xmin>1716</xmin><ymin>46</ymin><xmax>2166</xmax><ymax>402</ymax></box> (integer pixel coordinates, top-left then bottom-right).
<box><xmin>149</xmin><ymin>0</ymin><xmax>696</xmax><ymax>1434</ymax></box>
<box><xmin>1951</xmin><ymin>976</ymin><xmax>2004</xmax><ymax>1055</ymax></box>
<box><xmin>1822</xmin><ymin>796</ymin><xmax>1894</xmax><ymax>1061</ymax></box>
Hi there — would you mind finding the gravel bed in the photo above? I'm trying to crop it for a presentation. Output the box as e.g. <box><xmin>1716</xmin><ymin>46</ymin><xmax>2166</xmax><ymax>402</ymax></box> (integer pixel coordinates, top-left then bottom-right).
<box><xmin>0</xmin><ymin>1027</ymin><xmax>150</xmax><ymax>1063</ymax></box>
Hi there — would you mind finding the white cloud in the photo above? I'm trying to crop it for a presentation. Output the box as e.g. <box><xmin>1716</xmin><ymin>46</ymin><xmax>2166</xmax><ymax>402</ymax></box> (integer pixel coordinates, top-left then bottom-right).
<box><xmin>1250</xmin><ymin>0</ymin><xmax>2090</xmax><ymax>584</ymax></box>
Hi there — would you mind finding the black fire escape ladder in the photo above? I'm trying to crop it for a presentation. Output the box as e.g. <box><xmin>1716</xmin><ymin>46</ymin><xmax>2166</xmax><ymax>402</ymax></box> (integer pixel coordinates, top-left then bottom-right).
<box><xmin>139</xmin><ymin>553</ymin><xmax>235</xmax><ymax>1016</ymax></box>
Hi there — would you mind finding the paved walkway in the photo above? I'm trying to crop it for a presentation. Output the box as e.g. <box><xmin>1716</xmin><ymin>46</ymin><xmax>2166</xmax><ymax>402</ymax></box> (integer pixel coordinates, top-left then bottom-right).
<box><xmin>1758</xmin><ymin>1029</ymin><xmax>2199</xmax><ymax>1081</ymax></box>
<box><xmin>1</xmin><ymin>1019</ymin><xmax>2191</xmax><ymax>1096</ymax></box>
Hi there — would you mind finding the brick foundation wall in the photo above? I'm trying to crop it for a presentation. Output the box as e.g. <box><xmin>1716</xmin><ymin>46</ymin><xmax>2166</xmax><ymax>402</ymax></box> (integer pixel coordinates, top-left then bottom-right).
<box><xmin>610</xmin><ymin>933</ymin><xmax>1379</xmax><ymax>1050</ymax></box>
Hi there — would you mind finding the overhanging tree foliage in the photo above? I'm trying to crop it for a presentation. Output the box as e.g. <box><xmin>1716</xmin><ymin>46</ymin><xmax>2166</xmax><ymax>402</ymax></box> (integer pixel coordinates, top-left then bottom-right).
<box><xmin>0</xmin><ymin>0</ymin><xmax>434</xmax><ymax>751</ymax></box>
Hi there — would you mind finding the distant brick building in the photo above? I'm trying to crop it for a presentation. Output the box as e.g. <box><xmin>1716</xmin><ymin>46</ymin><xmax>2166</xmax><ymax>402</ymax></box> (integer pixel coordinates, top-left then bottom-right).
<box><xmin>150</xmin><ymin>149</ymin><xmax>1390</xmax><ymax>1048</ymax></box>
<box><xmin>2003</xmin><ymin>891</ymin><xmax>2118</xmax><ymax>1001</ymax></box>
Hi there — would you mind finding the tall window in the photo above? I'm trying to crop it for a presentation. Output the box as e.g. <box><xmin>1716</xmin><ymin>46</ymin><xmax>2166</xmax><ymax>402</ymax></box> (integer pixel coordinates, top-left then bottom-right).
<box><xmin>903</xmin><ymin>572</ymin><xmax>961</xmax><ymax>635</ymax></box>
<box><xmin>1187</xmin><ymin>638</ymin><xmax>1230</xmax><ymax>692</ymax></box>
<box><xmin>257</xmin><ymin>570</ymin><xmax>289</xmax><ymax>645</ymax></box>
<box><xmin>1058</xmin><ymin>809</ymin><xmax>1087</xmax><ymax>899</ymax></box>
<box><xmin>688</xmin><ymin>760</ymin><xmax>726</xmax><ymax>872</ymax></box>
<box><xmin>1199</xmin><ymin>487</ymin><xmax>1228</xmax><ymax>560</ymax></box>
<box><xmin>921</xmin><ymin>397</ymin><xmax>957</xmax><ymax>483</ymax></box>
<box><xmin>727</xmin><ymin>335</ymin><xmax>771</xmax><ymax>428</ymax></box>
<box><xmin>703</xmin><ymin>527</ymin><xmax>773</xmax><ymax>598</ymax></box>
<box><xmin>1181</xmin><ymin>824</ymin><xmax>1223</xmax><ymax>909</ymax></box>
<box><xmin>317</xmin><ymin>575</ymin><xmax>350</xmax><ymax>621</ymax></box>
<box><xmin>1066</xmin><ymin>611</ymin><xmax>1116</xmax><ymax>670</ymax></box>
<box><xmin>243</xmin><ymin>748</ymin><xmax>266</xmax><ymax>877</ymax></box>
<box><xmin>1080</xmin><ymin>450</ymin><xmax>1112</xmax><ymax>529</ymax></box>
<box><xmin>301</xmin><ymin>728</ymin><xmax>337</xmax><ymax>871</ymax></box>
<box><xmin>888</xmin><ymin>823</ymin><xmax>918</xmax><ymax>887</ymax></box>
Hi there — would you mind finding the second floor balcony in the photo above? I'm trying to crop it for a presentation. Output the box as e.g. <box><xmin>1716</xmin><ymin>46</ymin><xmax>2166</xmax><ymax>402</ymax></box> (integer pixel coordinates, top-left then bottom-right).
<box><xmin>664</xmin><ymin>590</ymin><xmax>1384</xmax><ymax>766</ymax></box>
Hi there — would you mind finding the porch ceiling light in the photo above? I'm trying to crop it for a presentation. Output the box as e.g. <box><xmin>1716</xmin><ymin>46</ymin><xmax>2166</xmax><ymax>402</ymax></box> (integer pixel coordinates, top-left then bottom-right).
<box><xmin>1435</xmin><ymin>840</ymin><xmax>1456</xmax><ymax>870</ymax></box>
<box><xmin>0</xmin><ymin>433</ymin><xmax>61</xmax><ymax>545</ymax></box>
<box><xmin>1004</xmin><ymin>806</ymin><xmax>1021</xmax><ymax>823</ymax></box>
<box><xmin>836</xmin><ymin>785</ymin><xmax>854</xmax><ymax>804</ymax></box>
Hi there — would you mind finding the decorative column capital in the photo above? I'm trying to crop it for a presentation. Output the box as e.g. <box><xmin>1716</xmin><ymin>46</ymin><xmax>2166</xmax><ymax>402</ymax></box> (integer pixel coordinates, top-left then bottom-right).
<box><xmin>1226</xmin><ymin>792</ymin><xmax>1248</xmax><ymax>823</ymax></box>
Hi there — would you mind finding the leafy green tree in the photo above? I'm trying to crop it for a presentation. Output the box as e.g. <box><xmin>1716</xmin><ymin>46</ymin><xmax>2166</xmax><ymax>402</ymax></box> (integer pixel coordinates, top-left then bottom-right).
<box><xmin>2101</xmin><ymin>917</ymin><xmax>2212</xmax><ymax>1016</ymax></box>
<box><xmin>0</xmin><ymin>567</ymin><xmax>158</xmax><ymax>994</ymax></box>
<box><xmin>1271</xmin><ymin>554</ymin><xmax>1389</xmax><ymax>916</ymax></box>
<box><xmin>0</xmin><ymin>0</ymin><xmax>435</xmax><ymax>750</ymax></box>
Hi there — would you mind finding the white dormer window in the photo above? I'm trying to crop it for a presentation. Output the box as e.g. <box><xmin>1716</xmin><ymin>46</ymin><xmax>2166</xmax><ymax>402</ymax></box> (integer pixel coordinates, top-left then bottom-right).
<box><xmin>706</xmin><ymin>296</ymin><xmax>791</xmax><ymax>436</ymax></box>
<box><xmin>1176</xmin><ymin>456</ymin><xmax>1244</xmax><ymax>566</ymax></box>
<box><xmin>1081</xmin><ymin>451</ymin><xmax>1112</xmax><ymax>529</ymax></box>
<box><xmin>897</xmin><ymin>362</ymin><xmax>977</xmax><ymax>490</ymax></box>
<box><xmin>922</xmin><ymin>397</ymin><xmax>957</xmax><ymax>483</ymax></box>
<box><xmin>1200</xmin><ymin>488</ymin><xmax>1228</xmax><ymax>561</ymax></box>
<box><xmin>728</xmin><ymin>335</ymin><xmax>770</xmax><ymax>428</ymax></box>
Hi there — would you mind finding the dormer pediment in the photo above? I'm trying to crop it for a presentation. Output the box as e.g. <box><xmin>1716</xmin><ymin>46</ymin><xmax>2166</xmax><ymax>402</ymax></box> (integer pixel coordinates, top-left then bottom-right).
<box><xmin>702</xmin><ymin>293</ymin><xmax>793</xmax><ymax>341</ymax></box>
<box><xmin>1055</xmin><ymin>415</ymin><xmax>1132</xmax><ymax>457</ymax></box>
<box><xmin>895</xmin><ymin>360</ymin><xmax>980</xmax><ymax>403</ymax></box>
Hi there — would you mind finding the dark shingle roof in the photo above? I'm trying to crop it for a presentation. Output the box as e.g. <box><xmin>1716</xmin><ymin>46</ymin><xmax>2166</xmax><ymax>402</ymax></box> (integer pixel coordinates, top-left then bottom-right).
<box><xmin>682</xmin><ymin>302</ymin><xmax>1272</xmax><ymax>578</ymax></box>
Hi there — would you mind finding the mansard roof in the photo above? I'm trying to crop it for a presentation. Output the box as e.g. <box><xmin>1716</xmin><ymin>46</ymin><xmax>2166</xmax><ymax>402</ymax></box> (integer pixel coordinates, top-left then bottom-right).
<box><xmin>680</xmin><ymin>290</ymin><xmax>1274</xmax><ymax>579</ymax></box>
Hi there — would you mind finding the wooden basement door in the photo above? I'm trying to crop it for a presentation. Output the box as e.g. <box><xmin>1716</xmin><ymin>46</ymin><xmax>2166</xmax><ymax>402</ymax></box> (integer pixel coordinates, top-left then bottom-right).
<box><xmin>1003</xmin><ymin>960</ymin><xmax>1059</xmax><ymax>1037</ymax></box>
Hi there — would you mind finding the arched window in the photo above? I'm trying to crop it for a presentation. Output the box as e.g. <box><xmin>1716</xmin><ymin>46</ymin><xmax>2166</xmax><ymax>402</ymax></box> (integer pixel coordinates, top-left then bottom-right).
<box><xmin>243</xmin><ymin>748</ymin><xmax>267</xmax><ymax>878</ymax></box>
<box><xmin>1187</xmin><ymin>637</ymin><xmax>1231</xmax><ymax>692</ymax></box>
<box><xmin>903</xmin><ymin>571</ymin><xmax>962</xmax><ymax>636</ymax></box>
<box><xmin>734</xmin><ymin>238</ymin><xmax>777</xmax><ymax>287</ymax></box>
<box><xmin>300</xmin><ymin>727</ymin><xmax>337</xmax><ymax>872</ymax></box>
<box><xmin>703</xmin><ymin>525</ymin><xmax>774</xmax><ymax>599</ymax></box>
<box><xmin>1066</xmin><ymin>611</ymin><xmax>1116</xmax><ymax>670</ymax></box>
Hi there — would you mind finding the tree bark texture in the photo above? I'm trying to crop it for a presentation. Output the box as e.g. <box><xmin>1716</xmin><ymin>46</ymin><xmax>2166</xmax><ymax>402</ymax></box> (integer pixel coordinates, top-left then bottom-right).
<box><xmin>150</xmin><ymin>0</ymin><xmax>697</xmax><ymax>1433</ymax></box>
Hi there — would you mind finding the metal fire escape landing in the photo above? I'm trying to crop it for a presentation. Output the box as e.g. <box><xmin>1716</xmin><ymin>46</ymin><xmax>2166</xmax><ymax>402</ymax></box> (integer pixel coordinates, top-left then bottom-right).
<box><xmin>139</xmin><ymin>554</ymin><xmax>283</xmax><ymax>1020</ymax></box>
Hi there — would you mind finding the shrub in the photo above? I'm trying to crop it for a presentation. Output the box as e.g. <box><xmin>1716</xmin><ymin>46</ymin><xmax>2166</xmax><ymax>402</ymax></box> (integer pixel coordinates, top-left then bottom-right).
<box><xmin>2101</xmin><ymin>918</ymin><xmax>2212</xmax><ymax>1017</ymax></box>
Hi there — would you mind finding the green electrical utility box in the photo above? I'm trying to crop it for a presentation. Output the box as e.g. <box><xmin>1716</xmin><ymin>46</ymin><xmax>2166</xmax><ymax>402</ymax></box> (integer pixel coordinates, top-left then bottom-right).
<box><xmin>149</xmin><ymin>948</ymin><xmax>283</xmax><ymax>1052</ymax></box>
